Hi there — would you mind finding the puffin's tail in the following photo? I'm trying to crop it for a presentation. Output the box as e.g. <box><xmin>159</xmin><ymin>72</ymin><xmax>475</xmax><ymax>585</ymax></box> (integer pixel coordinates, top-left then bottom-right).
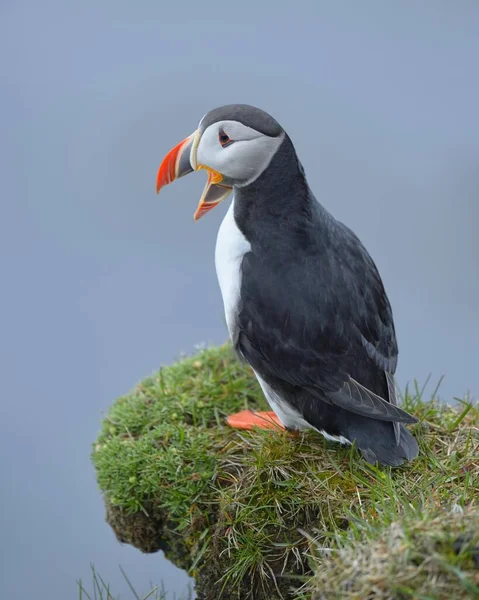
<box><xmin>358</xmin><ymin>422</ymin><xmax>419</xmax><ymax>467</ymax></box>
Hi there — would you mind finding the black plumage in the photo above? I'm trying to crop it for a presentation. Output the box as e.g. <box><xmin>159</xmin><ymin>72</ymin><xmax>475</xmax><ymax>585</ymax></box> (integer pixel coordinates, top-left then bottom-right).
<box><xmin>232</xmin><ymin>133</ymin><xmax>418</xmax><ymax>466</ymax></box>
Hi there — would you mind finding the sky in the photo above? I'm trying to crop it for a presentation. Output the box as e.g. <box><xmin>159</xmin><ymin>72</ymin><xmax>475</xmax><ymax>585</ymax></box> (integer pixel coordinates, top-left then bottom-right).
<box><xmin>1</xmin><ymin>1</ymin><xmax>478</xmax><ymax>599</ymax></box>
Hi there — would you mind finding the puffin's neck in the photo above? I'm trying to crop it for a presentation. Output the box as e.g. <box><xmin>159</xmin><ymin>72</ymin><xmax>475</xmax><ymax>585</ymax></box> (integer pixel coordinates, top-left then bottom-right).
<box><xmin>232</xmin><ymin>135</ymin><xmax>313</xmax><ymax>251</ymax></box>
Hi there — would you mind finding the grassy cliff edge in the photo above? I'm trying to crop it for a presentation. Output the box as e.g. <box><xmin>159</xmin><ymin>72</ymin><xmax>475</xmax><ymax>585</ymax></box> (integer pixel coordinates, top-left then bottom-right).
<box><xmin>92</xmin><ymin>345</ymin><xmax>479</xmax><ymax>599</ymax></box>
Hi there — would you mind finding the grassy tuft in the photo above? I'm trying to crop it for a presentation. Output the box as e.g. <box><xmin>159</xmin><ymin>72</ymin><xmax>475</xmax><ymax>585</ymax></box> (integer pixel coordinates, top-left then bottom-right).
<box><xmin>77</xmin><ymin>564</ymin><xmax>193</xmax><ymax>600</ymax></box>
<box><xmin>92</xmin><ymin>344</ymin><xmax>479</xmax><ymax>599</ymax></box>
<box><xmin>309</xmin><ymin>506</ymin><xmax>479</xmax><ymax>599</ymax></box>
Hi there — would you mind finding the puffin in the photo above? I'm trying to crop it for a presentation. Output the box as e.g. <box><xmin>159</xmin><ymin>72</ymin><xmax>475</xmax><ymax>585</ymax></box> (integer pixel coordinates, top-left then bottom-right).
<box><xmin>156</xmin><ymin>104</ymin><xmax>419</xmax><ymax>466</ymax></box>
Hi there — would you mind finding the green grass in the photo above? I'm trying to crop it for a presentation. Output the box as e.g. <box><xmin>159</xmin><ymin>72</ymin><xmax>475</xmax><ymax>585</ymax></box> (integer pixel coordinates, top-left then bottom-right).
<box><xmin>92</xmin><ymin>344</ymin><xmax>479</xmax><ymax>599</ymax></box>
<box><xmin>77</xmin><ymin>564</ymin><xmax>193</xmax><ymax>600</ymax></box>
<box><xmin>308</xmin><ymin>506</ymin><xmax>479</xmax><ymax>599</ymax></box>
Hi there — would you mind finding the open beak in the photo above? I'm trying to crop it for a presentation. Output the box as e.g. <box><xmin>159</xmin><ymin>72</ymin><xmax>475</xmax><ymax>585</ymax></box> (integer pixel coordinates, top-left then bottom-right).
<box><xmin>156</xmin><ymin>129</ymin><xmax>233</xmax><ymax>220</ymax></box>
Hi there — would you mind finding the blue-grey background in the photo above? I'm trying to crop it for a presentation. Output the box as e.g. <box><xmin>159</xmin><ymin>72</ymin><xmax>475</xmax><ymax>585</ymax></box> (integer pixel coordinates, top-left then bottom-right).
<box><xmin>1</xmin><ymin>1</ymin><xmax>478</xmax><ymax>598</ymax></box>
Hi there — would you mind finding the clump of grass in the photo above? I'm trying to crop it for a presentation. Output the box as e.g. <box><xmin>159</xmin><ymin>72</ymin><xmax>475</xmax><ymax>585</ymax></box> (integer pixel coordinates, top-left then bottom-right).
<box><xmin>93</xmin><ymin>345</ymin><xmax>265</xmax><ymax>564</ymax></box>
<box><xmin>77</xmin><ymin>564</ymin><xmax>193</xmax><ymax>600</ymax></box>
<box><xmin>92</xmin><ymin>344</ymin><xmax>479</xmax><ymax>599</ymax></box>
<box><xmin>309</xmin><ymin>506</ymin><xmax>479</xmax><ymax>599</ymax></box>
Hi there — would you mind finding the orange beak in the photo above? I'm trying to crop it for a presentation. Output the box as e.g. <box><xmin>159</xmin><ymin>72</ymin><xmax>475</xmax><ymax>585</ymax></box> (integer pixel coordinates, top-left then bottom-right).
<box><xmin>156</xmin><ymin>129</ymin><xmax>232</xmax><ymax>220</ymax></box>
<box><xmin>156</xmin><ymin>131</ymin><xmax>198</xmax><ymax>192</ymax></box>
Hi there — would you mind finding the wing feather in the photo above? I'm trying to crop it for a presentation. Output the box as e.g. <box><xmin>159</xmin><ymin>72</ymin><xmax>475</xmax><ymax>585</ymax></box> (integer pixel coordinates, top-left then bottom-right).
<box><xmin>236</xmin><ymin>202</ymin><xmax>415</xmax><ymax>427</ymax></box>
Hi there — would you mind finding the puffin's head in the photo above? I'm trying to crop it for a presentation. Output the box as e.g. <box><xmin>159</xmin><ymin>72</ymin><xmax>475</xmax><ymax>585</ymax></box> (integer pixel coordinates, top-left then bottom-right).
<box><xmin>156</xmin><ymin>104</ymin><xmax>285</xmax><ymax>220</ymax></box>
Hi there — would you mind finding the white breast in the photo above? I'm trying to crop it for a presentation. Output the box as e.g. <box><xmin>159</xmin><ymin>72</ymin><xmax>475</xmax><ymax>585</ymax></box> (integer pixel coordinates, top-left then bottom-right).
<box><xmin>215</xmin><ymin>201</ymin><xmax>351</xmax><ymax>445</ymax></box>
<box><xmin>215</xmin><ymin>198</ymin><xmax>251</xmax><ymax>338</ymax></box>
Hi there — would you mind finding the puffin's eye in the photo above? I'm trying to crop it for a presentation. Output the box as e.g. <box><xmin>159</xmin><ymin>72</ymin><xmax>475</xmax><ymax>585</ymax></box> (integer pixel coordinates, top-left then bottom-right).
<box><xmin>218</xmin><ymin>129</ymin><xmax>232</xmax><ymax>147</ymax></box>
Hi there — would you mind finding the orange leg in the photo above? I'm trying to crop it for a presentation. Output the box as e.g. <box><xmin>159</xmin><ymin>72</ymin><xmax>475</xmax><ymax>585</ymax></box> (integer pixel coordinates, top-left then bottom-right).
<box><xmin>226</xmin><ymin>409</ymin><xmax>285</xmax><ymax>431</ymax></box>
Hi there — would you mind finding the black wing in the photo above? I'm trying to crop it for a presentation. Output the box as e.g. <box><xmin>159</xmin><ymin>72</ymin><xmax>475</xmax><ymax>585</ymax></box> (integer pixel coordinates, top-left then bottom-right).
<box><xmin>236</xmin><ymin>218</ymin><xmax>416</xmax><ymax>428</ymax></box>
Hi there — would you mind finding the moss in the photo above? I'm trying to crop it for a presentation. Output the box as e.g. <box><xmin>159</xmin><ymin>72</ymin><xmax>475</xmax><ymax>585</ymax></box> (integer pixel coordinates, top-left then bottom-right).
<box><xmin>92</xmin><ymin>344</ymin><xmax>479</xmax><ymax>600</ymax></box>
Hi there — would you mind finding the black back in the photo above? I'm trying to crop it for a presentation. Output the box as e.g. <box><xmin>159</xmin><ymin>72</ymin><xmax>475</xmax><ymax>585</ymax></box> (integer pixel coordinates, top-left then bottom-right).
<box><xmin>231</xmin><ymin>135</ymin><xmax>418</xmax><ymax>465</ymax></box>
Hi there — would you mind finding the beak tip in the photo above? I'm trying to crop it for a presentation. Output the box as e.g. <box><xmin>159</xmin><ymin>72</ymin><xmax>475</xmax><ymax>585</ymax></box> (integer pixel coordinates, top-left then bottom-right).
<box><xmin>155</xmin><ymin>171</ymin><xmax>163</xmax><ymax>195</ymax></box>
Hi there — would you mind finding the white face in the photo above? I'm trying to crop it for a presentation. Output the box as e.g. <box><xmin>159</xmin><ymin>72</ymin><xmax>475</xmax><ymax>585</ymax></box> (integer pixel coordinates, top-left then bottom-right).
<box><xmin>195</xmin><ymin>120</ymin><xmax>284</xmax><ymax>187</ymax></box>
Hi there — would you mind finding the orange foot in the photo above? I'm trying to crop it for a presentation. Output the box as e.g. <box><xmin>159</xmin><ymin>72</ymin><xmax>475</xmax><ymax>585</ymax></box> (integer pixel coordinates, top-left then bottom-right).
<box><xmin>226</xmin><ymin>410</ymin><xmax>285</xmax><ymax>431</ymax></box>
